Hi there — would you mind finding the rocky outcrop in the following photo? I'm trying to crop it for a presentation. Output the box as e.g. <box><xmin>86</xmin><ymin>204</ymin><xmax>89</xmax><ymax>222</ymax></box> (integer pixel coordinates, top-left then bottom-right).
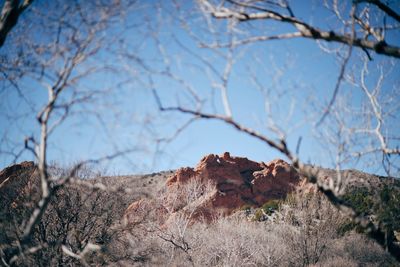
<box><xmin>125</xmin><ymin>153</ymin><xmax>302</xmax><ymax>224</ymax></box>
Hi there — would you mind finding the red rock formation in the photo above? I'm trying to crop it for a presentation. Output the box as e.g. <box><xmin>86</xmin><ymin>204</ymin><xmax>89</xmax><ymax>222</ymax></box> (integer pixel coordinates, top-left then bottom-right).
<box><xmin>126</xmin><ymin>153</ymin><xmax>302</xmax><ymax>224</ymax></box>
<box><xmin>166</xmin><ymin>167</ymin><xmax>197</xmax><ymax>185</ymax></box>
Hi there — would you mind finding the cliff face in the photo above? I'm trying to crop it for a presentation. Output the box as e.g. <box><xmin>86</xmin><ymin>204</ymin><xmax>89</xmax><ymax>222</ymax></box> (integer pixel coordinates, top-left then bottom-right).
<box><xmin>167</xmin><ymin>152</ymin><xmax>300</xmax><ymax>208</ymax></box>
<box><xmin>125</xmin><ymin>152</ymin><xmax>302</xmax><ymax>224</ymax></box>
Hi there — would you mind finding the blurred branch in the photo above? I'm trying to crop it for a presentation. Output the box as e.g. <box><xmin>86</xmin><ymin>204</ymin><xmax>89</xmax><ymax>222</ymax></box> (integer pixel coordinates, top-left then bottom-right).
<box><xmin>0</xmin><ymin>3</ymin><xmax>138</xmax><ymax>264</ymax></box>
<box><xmin>316</xmin><ymin>4</ymin><xmax>356</xmax><ymax>126</ymax></box>
<box><xmin>0</xmin><ymin>0</ymin><xmax>33</xmax><ymax>47</ymax></box>
<box><xmin>358</xmin><ymin>58</ymin><xmax>400</xmax><ymax>156</ymax></box>
<box><xmin>154</xmin><ymin>89</ymin><xmax>293</xmax><ymax>160</ymax></box>
<box><xmin>61</xmin><ymin>242</ymin><xmax>101</xmax><ymax>267</ymax></box>
<box><xmin>355</xmin><ymin>0</ymin><xmax>400</xmax><ymax>23</ymax></box>
<box><xmin>201</xmin><ymin>32</ymin><xmax>303</xmax><ymax>48</ymax></box>
<box><xmin>199</xmin><ymin>0</ymin><xmax>400</xmax><ymax>58</ymax></box>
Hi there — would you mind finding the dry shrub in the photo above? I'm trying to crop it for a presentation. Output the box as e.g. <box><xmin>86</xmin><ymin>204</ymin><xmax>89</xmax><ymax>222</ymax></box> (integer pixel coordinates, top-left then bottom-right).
<box><xmin>148</xmin><ymin>191</ymin><xmax>395</xmax><ymax>266</ymax></box>
<box><xmin>317</xmin><ymin>232</ymin><xmax>397</xmax><ymax>267</ymax></box>
<box><xmin>275</xmin><ymin>192</ymin><xmax>346</xmax><ymax>266</ymax></box>
<box><xmin>188</xmin><ymin>217</ymin><xmax>287</xmax><ymax>267</ymax></box>
<box><xmin>123</xmin><ymin>182</ymin><xmax>397</xmax><ymax>266</ymax></box>
<box><xmin>161</xmin><ymin>177</ymin><xmax>217</xmax><ymax>214</ymax></box>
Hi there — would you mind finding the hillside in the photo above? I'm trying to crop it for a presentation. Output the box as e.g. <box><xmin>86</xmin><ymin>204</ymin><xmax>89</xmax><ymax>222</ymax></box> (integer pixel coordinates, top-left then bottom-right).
<box><xmin>0</xmin><ymin>154</ymin><xmax>399</xmax><ymax>266</ymax></box>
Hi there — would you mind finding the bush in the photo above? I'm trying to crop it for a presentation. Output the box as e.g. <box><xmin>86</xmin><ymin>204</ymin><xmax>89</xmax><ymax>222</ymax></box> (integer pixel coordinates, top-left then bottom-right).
<box><xmin>261</xmin><ymin>199</ymin><xmax>281</xmax><ymax>215</ymax></box>
<box><xmin>342</xmin><ymin>187</ymin><xmax>374</xmax><ymax>215</ymax></box>
<box><xmin>376</xmin><ymin>185</ymin><xmax>400</xmax><ymax>231</ymax></box>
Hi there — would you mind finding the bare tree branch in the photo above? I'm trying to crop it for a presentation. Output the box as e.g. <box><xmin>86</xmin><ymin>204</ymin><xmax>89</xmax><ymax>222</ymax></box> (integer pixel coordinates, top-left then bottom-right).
<box><xmin>355</xmin><ymin>0</ymin><xmax>400</xmax><ymax>23</ymax></box>
<box><xmin>316</xmin><ymin>4</ymin><xmax>356</xmax><ymax>126</ymax></box>
<box><xmin>199</xmin><ymin>0</ymin><xmax>400</xmax><ymax>58</ymax></box>
<box><xmin>0</xmin><ymin>0</ymin><xmax>33</xmax><ymax>47</ymax></box>
<box><xmin>201</xmin><ymin>32</ymin><xmax>304</xmax><ymax>48</ymax></box>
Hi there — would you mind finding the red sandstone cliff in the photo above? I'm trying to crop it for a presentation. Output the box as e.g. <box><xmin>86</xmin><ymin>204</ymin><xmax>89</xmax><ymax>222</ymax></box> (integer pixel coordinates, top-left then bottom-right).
<box><xmin>125</xmin><ymin>153</ymin><xmax>302</xmax><ymax>224</ymax></box>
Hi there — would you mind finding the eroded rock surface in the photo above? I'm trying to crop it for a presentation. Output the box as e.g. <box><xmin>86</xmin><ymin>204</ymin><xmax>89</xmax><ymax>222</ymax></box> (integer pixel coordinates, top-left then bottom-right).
<box><xmin>125</xmin><ymin>153</ymin><xmax>301</xmax><ymax>224</ymax></box>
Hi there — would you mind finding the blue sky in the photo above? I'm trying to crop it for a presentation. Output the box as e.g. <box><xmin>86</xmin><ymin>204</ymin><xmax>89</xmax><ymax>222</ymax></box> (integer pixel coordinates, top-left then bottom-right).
<box><xmin>0</xmin><ymin>0</ymin><xmax>399</xmax><ymax>176</ymax></box>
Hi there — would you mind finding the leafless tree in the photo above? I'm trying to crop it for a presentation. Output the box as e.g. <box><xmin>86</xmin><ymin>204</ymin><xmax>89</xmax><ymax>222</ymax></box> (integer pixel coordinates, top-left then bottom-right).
<box><xmin>1</xmin><ymin>0</ymin><xmax>399</xmax><ymax>264</ymax></box>
<box><xmin>154</xmin><ymin>177</ymin><xmax>216</xmax><ymax>264</ymax></box>
<box><xmin>148</xmin><ymin>0</ymin><xmax>400</xmax><ymax>260</ymax></box>
<box><xmin>277</xmin><ymin>192</ymin><xmax>345</xmax><ymax>266</ymax></box>
<box><xmin>0</xmin><ymin>1</ymin><xmax>145</xmax><ymax>265</ymax></box>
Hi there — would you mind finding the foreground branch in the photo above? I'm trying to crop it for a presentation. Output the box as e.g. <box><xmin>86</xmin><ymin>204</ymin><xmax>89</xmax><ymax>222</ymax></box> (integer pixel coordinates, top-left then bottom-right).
<box><xmin>199</xmin><ymin>0</ymin><xmax>400</xmax><ymax>58</ymax></box>
<box><xmin>0</xmin><ymin>0</ymin><xmax>33</xmax><ymax>47</ymax></box>
<box><xmin>356</xmin><ymin>0</ymin><xmax>400</xmax><ymax>23</ymax></box>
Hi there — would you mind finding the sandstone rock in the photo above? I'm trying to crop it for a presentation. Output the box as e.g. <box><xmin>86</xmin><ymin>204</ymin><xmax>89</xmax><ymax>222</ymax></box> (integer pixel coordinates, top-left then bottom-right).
<box><xmin>251</xmin><ymin>159</ymin><xmax>299</xmax><ymax>201</ymax></box>
<box><xmin>126</xmin><ymin>153</ymin><xmax>303</xmax><ymax>224</ymax></box>
<box><xmin>166</xmin><ymin>167</ymin><xmax>196</xmax><ymax>186</ymax></box>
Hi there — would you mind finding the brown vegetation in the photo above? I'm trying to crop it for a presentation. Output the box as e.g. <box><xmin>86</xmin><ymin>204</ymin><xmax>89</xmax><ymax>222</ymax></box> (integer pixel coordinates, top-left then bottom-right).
<box><xmin>1</xmin><ymin>156</ymin><xmax>399</xmax><ymax>266</ymax></box>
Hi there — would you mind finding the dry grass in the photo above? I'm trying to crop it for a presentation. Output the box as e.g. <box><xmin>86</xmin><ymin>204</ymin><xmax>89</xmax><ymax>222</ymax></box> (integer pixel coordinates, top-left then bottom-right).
<box><xmin>1</xmin><ymin>165</ymin><xmax>398</xmax><ymax>266</ymax></box>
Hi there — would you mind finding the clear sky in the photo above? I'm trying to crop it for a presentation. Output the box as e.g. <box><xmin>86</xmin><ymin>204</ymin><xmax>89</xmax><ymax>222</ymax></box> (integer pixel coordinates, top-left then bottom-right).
<box><xmin>0</xmin><ymin>0</ymin><xmax>399</xmax><ymax>176</ymax></box>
